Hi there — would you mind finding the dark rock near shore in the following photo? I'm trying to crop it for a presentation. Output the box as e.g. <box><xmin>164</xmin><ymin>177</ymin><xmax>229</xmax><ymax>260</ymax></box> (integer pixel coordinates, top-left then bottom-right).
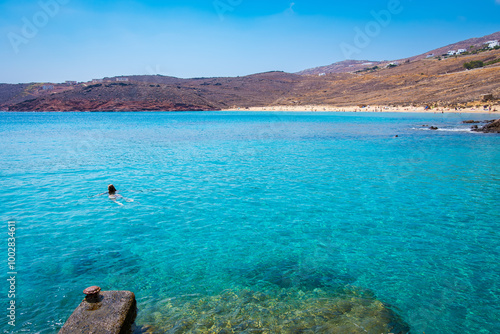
<box><xmin>429</xmin><ymin>126</ymin><xmax>439</xmax><ymax>130</ymax></box>
<box><xmin>59</xmin><ymin>290</ymin><xmax>136</xmax><ymax>334</ymax></box>
<box><xmin>463</xmin><ymin>120</ymin><xmax>481</xmax><ymax>124</ymax></box>
<box><xmin>471</xmin><ymin>119</ymin><xmax>500</xmax><ymax>133</ymax></box>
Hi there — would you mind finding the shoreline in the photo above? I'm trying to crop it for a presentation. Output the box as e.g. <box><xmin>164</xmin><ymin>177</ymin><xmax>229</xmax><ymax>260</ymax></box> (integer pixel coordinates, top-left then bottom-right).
<box><xmin>223</xmin><ymin>104</ymin><xmax>500</xmax><ymax>113</ymax></box>
<box><xmin>1</xmin><ymin>104</ymin><xmax>498</xmax><ymax>114</ymax></box>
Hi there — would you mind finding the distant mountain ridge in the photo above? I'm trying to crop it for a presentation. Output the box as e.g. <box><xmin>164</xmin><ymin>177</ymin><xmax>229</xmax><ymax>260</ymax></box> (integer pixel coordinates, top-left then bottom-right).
<box><xmin>298</xmin><ymin>31</ymin><xmax>500</xmax><ymax>75</ymax></box>
<box><xmin>1</xmin><ymin>31</ymin><xmax>499</xmax><ymax>111</ymax></box>
<box><xmin>296</xmin><ymin>60</ymin><xmax>387</xmax><ymax>75</ymax></box>
<box><xmin>404</xmin><ymin>31</ymin><xmax>500</xmax><ymax>61</ymax></box>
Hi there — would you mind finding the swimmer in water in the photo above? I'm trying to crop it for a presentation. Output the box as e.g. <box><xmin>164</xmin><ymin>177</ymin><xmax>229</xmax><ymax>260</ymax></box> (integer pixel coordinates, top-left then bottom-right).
<box><xmin>107</xmin><ymin>184</ymin><xmax>121</xmax><ymax>205</ymax></box>
<box><xmin>95</xmin><ymin>184</ymin><xmax>133</xmax><ymax>206</ymax></box>
<box><xmin>108</xmin><ymin>184</ymin><xmax>118</xmax><ymax>197</ymax></box>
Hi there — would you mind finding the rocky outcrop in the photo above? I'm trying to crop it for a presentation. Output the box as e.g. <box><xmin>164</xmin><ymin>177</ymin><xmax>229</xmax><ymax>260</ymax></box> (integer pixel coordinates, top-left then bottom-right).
<box><xmin>472</xmin><ymin>119</ymin><xmax>500</xmax><ymax>133</ymax></box>
<box><xmin>60</xmin><ymin>290</ymin><xmax>136</xmax><ymax>334</ymax></box>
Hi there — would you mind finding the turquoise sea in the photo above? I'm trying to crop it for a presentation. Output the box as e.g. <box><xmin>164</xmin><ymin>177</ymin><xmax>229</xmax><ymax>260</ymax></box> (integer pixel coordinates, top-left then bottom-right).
<box><xmin>0</xmin><ymin>111</ymin><xmax>499</xmax><ymax>333</ymax></box>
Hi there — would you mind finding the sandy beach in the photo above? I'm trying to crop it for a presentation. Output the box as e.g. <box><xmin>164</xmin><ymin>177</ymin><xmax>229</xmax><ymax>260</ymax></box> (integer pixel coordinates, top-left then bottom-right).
<box><xmin>224</xmin><ymin>104</ymin><xmax>500</xmax><ymax>114</ymax></box>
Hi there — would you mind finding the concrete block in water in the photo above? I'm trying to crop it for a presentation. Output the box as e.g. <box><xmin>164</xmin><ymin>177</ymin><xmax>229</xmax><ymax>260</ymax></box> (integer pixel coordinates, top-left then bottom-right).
<box><xmin>59</xmin><ymin>290</ymin><xmax>136</xmax><ymax>334</ymax></box>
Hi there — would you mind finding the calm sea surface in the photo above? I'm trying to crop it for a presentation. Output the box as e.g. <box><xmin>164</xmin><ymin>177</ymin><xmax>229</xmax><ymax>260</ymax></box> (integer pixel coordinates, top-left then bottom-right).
<box><xmin>0</xmin><ymin>111</ymin><xmax>499</xmax><ymax>333</ymax></box>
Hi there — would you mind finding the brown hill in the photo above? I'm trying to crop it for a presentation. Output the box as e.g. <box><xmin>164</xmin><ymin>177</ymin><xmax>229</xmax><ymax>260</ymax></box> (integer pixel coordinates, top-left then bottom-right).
<box><xmin>405</xmin><ymin>31</ymin><xmax>500</xmax><ymax>62</ymax></box>
<box><xmin>296</xmin><ymin>60</ymin><xmax>386</xmax><ymax>75</ymax></box>
<box><xmin>287</xmin><ymin>49</ymin><xmax>500</xmax><ymax>107</ymax></box>
<box><xmin>7</xmin><ymin>82</ymin><xmax>216</xmax><ymax>112</ymax></box>
<box><xmin>0</xmin><ymin>83</ymin><xmax>35</xmax><ymax>106</ymax></box>
<box><xmin>1</xmin><ymin>33</ymin><xmax>500</xmax><ymax>111</ymax></box>
<box><xmin>3</xmin><ymin>72</ymin><xmax>303</xmax><ymax>111</ymax></box>
<box><xmin>298</xmin><ymin>31</ymin><xmax>500</xmax><ymax>76</ymax></box>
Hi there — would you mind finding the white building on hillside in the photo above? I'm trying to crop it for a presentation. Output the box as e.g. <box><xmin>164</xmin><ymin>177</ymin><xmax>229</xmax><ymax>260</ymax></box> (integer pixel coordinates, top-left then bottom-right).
<box><xmin>385</xmin><ymin>61</ymin><xmax>399</xmax><ymax>68</ymax></box>
<box><xmin>457</xmin><ymin>49</ymin><xmax>467</xmax><ymax>54</ymax></box>
<box><xmin>447</xmin><ymin>50</ymin><xmax>457</xmax><ymax>56</ymax></box>
<box><xmin>116</xmin><ymin>77</ymin><xmax>129</xmax><ymax>82</ymax></box>
<box><xmin>486</xmin><ymin>40</ymin><xmax>499</xmax><ymax>48</ymax></box>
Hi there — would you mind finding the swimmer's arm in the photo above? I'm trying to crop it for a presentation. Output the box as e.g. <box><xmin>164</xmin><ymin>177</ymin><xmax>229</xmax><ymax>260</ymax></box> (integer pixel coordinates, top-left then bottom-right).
<box><xmin>89</xmin><ymin>192</ymin><xmax>108</xmax><ymax>198</ymax></box>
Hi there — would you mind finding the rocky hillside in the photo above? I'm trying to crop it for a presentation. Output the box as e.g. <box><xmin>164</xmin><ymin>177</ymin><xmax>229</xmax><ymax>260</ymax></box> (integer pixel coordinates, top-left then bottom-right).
<box><xmin>296</xmin><ymin>60</ymin><xmax>386</xmax><ymax>76</ymax></box>
<box><xmin>298</xmin><ymin>31</ymin><xmax>500</xmax><ymax>76</ymax></box>
<box><xmin>2</xmin><ymin>72</ymin><xmax>303</xmax><ymax>111</ymax></box>
<box><xmin>406</xmin><ymin>31</ymin><xmax>500</xmax><ymax>62</ymax></box>
<box><xmin>287</xmin><ymin>49</ymin><xmax>500</xmax><ymax>107</ymax></box>
<box><xmin>1</xmin><ymin>32</ymin><xmax>499</xmax><ymax>111</ymax></box>
<box><xmin>0</xmin><ymin>83</ymin><xmax>32</xmax><ymax>105</ymax></box>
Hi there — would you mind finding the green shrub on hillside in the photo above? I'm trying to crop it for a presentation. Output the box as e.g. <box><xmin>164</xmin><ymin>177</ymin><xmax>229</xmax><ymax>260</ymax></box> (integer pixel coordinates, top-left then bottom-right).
<box><xmin>485</xmin><ymin>58</ymin><xmax>500</xmax><ymax>66</ymax></box>
<box><xmin>463</xmin><ymin>60</ymin><xmax>484</xmax><ymax>70</ymax></box>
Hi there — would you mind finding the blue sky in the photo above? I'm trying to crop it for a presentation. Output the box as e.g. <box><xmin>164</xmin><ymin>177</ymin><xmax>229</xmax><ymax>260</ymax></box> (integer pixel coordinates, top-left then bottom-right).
<box><xmin>1</xmin><ymin>0</ymin><xmax>499</xmax><ymax>83</ymax></box>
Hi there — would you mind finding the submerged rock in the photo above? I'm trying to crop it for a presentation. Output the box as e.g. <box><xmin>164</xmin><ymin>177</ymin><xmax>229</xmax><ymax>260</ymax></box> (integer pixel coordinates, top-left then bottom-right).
<box><xmin>141</xmin><ymin>287</ymin><xmax>410</xmax><ymax>334</ymax></box>
<box><xmin>227</xmin><ymin>259</ymin><xmax>355</xmax><ymax>290</ymax></box>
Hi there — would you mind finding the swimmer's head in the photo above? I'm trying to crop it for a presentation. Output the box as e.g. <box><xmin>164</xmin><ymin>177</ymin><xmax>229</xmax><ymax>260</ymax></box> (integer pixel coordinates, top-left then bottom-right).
<box><xmin>108</xmin><ymin>184</ymin><xmax>117</xmax><ymax>194</ymax></box>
